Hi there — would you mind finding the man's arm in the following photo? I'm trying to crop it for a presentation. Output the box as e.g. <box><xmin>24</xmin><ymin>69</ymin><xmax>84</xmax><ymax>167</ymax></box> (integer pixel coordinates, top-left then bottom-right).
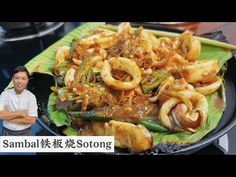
<box><xmin>0</xmin><ymin>110</ymin><xmax>28</xmax><ymax>120</ymax></box>
<box><xmin>2</xmin><ymin>107</ymin><xmax>36</xmax><ymax>124</ymax></box>
<box><xmin>9</xmin><ymin>116</ymin><xmax>36</xmax><ymax>124</ymax></box>
<box><xmin>0</xmin><ymin>91</ymin><xmax>36</xmax><ymax>124</ymax></box>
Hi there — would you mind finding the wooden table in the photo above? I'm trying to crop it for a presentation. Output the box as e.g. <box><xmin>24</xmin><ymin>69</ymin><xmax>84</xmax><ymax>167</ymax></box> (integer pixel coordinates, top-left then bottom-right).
<box><xmin>167</xmin><ymin>22</ymin><xmax>236</xmax><ymax>45</ymax></box>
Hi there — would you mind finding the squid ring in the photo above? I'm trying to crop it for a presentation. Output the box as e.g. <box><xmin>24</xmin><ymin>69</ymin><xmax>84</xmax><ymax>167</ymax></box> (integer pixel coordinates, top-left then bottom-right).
<box><xmin>64</xmin><ymin>67</ymin><xmax>76</xmax><ymax>88</ymax></box>
<box><xmin>55</xmin><ymin>46</ymin><xmax>70</xmax><ymax>70</ymax></box>
<box><xmin>159</xmin><ymin>97</ymin><xmax>181</xmax><ymax>129</ymax></box>
<box><xmin>159</xmin><ymin>90</ymin><xmax>208</xmax><ymax>131</ymax></box>
<box><xmin>195</xmin><ymin>76</ymin><xmax>223</xmax><ymax>95</ymax></box>
<box><xmin>79</xmin><ymin>29</ymin><xmax>119</xmax><ymax>49</ymax></box>
<box><xmin>101</xmin><ymin>57</ymin><xmax>141</xmax><ymax>90</ymax></box>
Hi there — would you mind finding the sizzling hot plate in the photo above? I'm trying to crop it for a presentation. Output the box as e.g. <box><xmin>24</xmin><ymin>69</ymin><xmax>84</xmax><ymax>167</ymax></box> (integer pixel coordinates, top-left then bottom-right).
<box><xmin>27</xmin><ymin>29</ymin><xmax>236</xmax><ymax>154</ymax></box>
<box><xmin>27</xmin><ymin>59</ymin><xmax>236</xmax><ymax>155</ymax></box>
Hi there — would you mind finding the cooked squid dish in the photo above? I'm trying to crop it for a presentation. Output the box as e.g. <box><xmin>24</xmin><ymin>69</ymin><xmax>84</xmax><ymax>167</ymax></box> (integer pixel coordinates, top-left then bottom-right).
<box><xmin>49</xmin><ymin>22</ymin><xmax>225</xmax><ymax>153</ymax></box>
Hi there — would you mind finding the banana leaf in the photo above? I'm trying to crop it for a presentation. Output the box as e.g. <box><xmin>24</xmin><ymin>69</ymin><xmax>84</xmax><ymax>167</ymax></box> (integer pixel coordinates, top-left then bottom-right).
<box><xmin>63</xmin><ymin>126</ymin><xmax>80</xmax><ymax>136</ymax></box>
<box><xmin>47</xmin><ymin>92</ymin><xmax>71</xmax><ymax>127</ymax></box>
<box><xmin>199</xmin><ymin>44</ymin><xmax>232</xmax><ymax>68</ymax></box>
<box><xmin>6</xmin><ymin>22</ymin><xmax>235</xmax><ymax>151</ymax></box>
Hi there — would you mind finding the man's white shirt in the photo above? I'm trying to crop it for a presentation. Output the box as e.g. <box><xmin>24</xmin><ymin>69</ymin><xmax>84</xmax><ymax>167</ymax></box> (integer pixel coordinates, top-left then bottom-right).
<box><xmin>0</xmin><ymin>88</ymin><xmax>38</xmax><ymax>131</ymax></box>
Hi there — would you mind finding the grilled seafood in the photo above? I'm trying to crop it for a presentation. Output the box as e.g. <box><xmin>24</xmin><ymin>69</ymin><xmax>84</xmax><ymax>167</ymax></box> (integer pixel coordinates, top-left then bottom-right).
<box><xmin>159</xmin><ymin>97</ymin><xmax>181</xmax><ymax>130</ymax></box>
<box><xmin>79</xmin><ymin>28</ymin><xmax>119</xmax><ymax>49</ymax></box>
<box><xmin>55</xmin><ymin>46</ymin><xmax>70</xmax><ymax>68</ymax></box>
<box><xmin>121</xmin><ymin>27</ymin><xmax>158</xmax><ymax>68</ymax></box>
<box><xmin>172</xmin><ymin>30</ymin><xmax>201</xmax><ymax>61</ymax></box>
<box><xmin>49</xmin><ymin>22</ymin><xmax>227</xmax><ymax>153</ymax></box>
<box><xmin>91</xmin><ymin>120</ymin><xmax>153</xmax><ymax>152</ymax></box>
<box><xmin>64</xmin><ymin>67</ymin><xmax>77</xmax><ymax>88</ymax></box>
<box><xmin>177</xmin><ymin>59</ymin><xmax>219</xmax><ymax>84</ymax></box>
<box><xmin>195</xmin><ymin>76</ymin><xmax>223</xmax><ymax>95</ymax></box>
<box><xmin>101</xmin><ymin>57</ymin><xmax>142</xmax><ymax>90</ymax></box>
<box><xmin>54</xmin><ymin>46</ymin><xmax>70</xmax><ymax>76</ymax></box>
<box><xmin>139</xmin><ymin>29</ymin><xmax>160</xmax><ymax>50</ymax></box>
<box><xmin>159</xmin><ymin>90</ymin><xmax>208</xmax><ymax>132</ymax></box>
<box><xmin>117</xmin><ymin>22</ymin><xmax>133</xmax><ymax>38</ymax></box>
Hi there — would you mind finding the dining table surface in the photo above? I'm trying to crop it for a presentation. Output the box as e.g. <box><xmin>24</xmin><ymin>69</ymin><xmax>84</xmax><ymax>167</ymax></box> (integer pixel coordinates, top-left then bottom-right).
<box><xmin>166</xmin><ymin>22</ymin><xmax>236</xmax><ymax>45</ymax></box>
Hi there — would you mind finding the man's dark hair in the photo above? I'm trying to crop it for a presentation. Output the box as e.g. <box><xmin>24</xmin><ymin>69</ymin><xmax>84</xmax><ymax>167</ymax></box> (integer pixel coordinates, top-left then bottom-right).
<box><xmin>13</xmin><ymin>66</ymin><xmax>30</xmax><ymax>78</ymax></box>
